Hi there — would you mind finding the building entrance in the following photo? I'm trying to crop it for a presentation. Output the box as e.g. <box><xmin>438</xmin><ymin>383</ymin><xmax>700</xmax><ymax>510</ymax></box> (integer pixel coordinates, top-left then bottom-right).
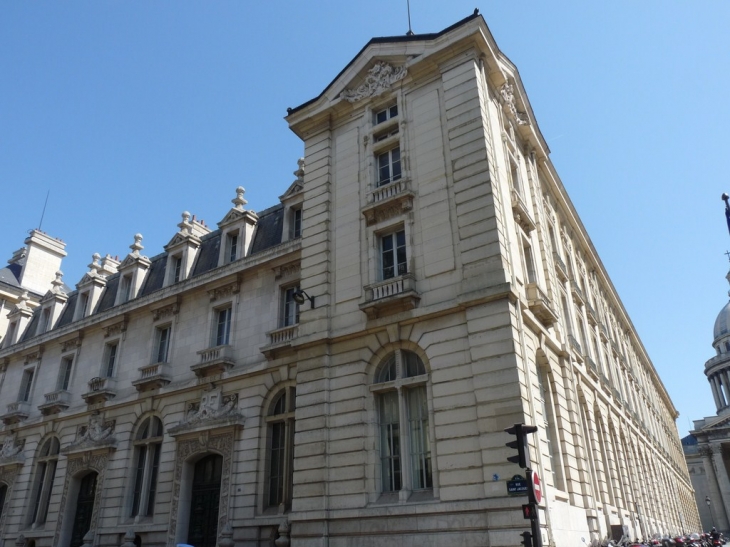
<box><xmin>187</xmin><ymin>454</ymin><xmax>222</xmax><ymax>547</ymax></box>
<box><xmin>70</xmin><ymin>472</ymin><xmax>97</xmax><ymax>547</ymax></box>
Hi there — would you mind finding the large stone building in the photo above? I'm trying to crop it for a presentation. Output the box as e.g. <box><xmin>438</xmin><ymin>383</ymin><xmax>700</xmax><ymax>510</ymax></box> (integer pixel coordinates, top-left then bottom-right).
<box><xmin>0</xmin><ymin>12</ymin><xmax>698</xmax><ymax>547</ymax></box>
<box><xmin>683</xmin><ymin>241</ymin><xmax>730</xmax><ymax>534</ymax></box>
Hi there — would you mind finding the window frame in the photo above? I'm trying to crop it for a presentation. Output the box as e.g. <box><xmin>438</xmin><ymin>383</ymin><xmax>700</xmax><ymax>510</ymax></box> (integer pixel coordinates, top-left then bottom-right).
<box><xmin>290</xmin><ymin>207</ymin><xmax>302</xmax><ymax>240</ymax></box>
<box><xmin>153</xmin><ymin>324</ymin><xmax>172</xmax><ymax>364</ymax></box>
<box><xmin>103</xmin><ymin>340</ymin><xmax>119</xmax><ymax>378</ymax></box>
<box><xmin>129</xmin><ymin>416</ymin><xmax>164</xmax><ymax>519</ymax></box>
<box><xmin>19</xmin><ymin>367</ymin><xmax>36</xmax><ymax>402</ymax></box>
<box><xmin>280</xmin><ymin>286</ymin><xmax>300</xmax><ymax>328</ymax></box>
<box><xmin>224</xmin><ymin>230</ymin><xmax>239</xmax><ymax>264</ymax></box>
<box><xmin>379</xmin><ymin>228</ymin><xmax>408</xmax><ymax>281</ymax></box>
<box><xmin>263</xmin><ymin>386</ymin><xmax>296</xmax><ymax>512</ymax></box>
<box><xmin>57</xmin><ymin>355</ymin><xmax>74</xmax><ymax>392</ymax></box>
<box><xmin>376</xmin><ymin>146</ymin><xmax>402</xmax><ymax>187</ymax></box>
<box><xmin>213</xmin><ymin>305</ymin><xmax>233</xmax><ymax>347</ymax></box>
<box><xmin>370</xmin><ymin>349</ymin><xmax>434</xmax><ymax>499</ymax></box>
<box><xmin>28</xmin><ymin>436</ymin><xmax>60</xmax><ymax>527</ymax></box>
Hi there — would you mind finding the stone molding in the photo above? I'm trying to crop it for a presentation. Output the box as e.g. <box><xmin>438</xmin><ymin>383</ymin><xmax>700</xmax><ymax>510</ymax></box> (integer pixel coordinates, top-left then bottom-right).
<box><xmin>168</xmin><ymin>388</ymin><xmax>244</xmax><ymax>436</ymax></box>
<box><xmin>62</xmin><ymin>413</ymin><xmax>116</xmax><ymax>455</ymax></box>
<box><xmin>499</xmin><ymin>81</ymin><xmax>529</xmax><ymax>125</ymax></box>
<box><xmin>208</xmin><ymin>281</ymin><xmax>240</xmax><ymax>303</ymax></box>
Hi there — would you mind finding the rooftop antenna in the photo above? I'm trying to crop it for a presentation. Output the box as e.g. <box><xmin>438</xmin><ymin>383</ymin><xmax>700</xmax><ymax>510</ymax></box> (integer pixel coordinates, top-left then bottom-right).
<box><xmin>38</xmin><ymin>189</ymin><xmax>50</xmax><ymax>231</ymax></box>
<box><xmin>406</xmin><ymin>0</ymin><xmax>414</xmax><ymax>35</ymax></box>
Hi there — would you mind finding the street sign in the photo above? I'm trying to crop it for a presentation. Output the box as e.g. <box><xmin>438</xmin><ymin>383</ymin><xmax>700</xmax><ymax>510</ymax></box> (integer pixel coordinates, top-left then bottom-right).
<box><xmin>507</xmin><ymin>474</ymin><xmax>529</xmax><ymax>495</ymax></box>
<box><xmin>531</xmin><ymin>470</ymin><xmax>542</xmax><ymax>504</ymax></box>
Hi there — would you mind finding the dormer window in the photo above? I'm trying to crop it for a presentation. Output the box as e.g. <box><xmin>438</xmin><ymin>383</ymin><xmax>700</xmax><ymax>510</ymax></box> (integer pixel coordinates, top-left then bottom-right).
<box><xmin>75</xmin><ymin>291</ymin><xmax>90</xmax><ymax>320</ymax></box>
<box><xmin>37</xmin><ymin>308</ymin><xmax>51</xmax><ymax>335</ymax></box>
<box><xmin>290</xmin><ymin>208</ymin><xmax>302</xmax><ymax>239</ymax></box>
<box><xmin>225</xmin><ymin>232</ymin><xmax>239</xmax><ymax>264</ymax></box>
<box><xmin>170</xmin><ymin>255</ymin><xmax>183</xmax><ymax>284</ymax></box>
<box><xmin>4</xmin><ymin>322</ymin><xmax>17</xmax><ymax>348</ymax></box>
<box><xmin>119</xmin><ymin>274</ymin><xmax>132</xmax><ymax>304</ymax></box>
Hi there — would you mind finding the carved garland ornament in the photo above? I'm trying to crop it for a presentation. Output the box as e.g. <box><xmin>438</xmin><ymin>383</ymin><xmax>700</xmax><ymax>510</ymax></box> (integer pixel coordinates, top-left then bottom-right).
<box><xmin>167</xmin><ymin>433</ymin><xmax>235</xmax><ymax>547</ymax></box>
<box><xmin>208</xmin><ymin>281</ymin><xmax>240</xmax><ymax>303</ymax></box>
<box><xmin>340</xmin><ymin>62</ymin><xmax>407</xmax><ymax>103</ymax></box>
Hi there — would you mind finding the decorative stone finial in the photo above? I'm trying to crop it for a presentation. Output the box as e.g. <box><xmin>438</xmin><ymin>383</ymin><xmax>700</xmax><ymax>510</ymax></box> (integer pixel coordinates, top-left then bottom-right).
<box><xmin>217</xmin><ymin>523</ymin><xmax>234</xmax><ymax>547</ymax></box>
<box><xmin>275</xmin><ymin>520</ymin><xmax>290</xmax><ymax>547</ymax></box>
<box><xmin>294</xmin><ymin>158</ymin><xmax>305</xmax><ymax>184</ymax></box>
<box><xmin>182</xmin><ymin>211</ymin><xmax>191</xmax><ymax>223</ymax></box>
<box><xmin>130</xmin><ymin>234</ymin><xmax>144</xmax><ymax>256</ymax></box>
<box><xmin>120</xmin><ymin>529</ymin><xmax>136</xmax><ymax>547</ymax></box>
<box><xmin>16</xmin><ymin>291</ymin><xmax>30</xmax><ymax>311</ymax></box>
<box><xmin>52</xmin><ymin>270</ymin><xmax>65</xmax><ymax>293</ymax></box>
<box><xmin>232</xmin><ymin>186</ymin><xmax>247</xmax><ymax>210</ymax></box>
<box><xmin>88</xmin><ymin>253</ymin><xmax>101</xmax><ymax>275</ymax></box>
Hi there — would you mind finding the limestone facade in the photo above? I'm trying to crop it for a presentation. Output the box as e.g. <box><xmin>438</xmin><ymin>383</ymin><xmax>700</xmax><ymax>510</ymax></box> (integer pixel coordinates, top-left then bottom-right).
<box><xmin>0</xmin><ymin>12</ymin><xmax>698</xmax><ymax>547</ymax></box>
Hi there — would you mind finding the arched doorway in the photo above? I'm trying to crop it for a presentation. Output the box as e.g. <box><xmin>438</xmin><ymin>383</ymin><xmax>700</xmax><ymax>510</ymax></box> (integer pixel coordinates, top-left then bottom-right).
<box><xmin>186</xmin><ymin>454</ymin><xmax>222</xmax><ymax>547</ymax></box>
<box><xmin>70</xmin><ymin>471</ymin><xmax>97</xmax><ymax>547</ymax></box>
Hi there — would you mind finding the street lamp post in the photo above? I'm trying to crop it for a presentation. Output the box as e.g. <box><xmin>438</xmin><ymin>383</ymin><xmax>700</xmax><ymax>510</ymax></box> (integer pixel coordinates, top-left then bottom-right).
<box><xmin>706</xmin><ymin>496</ymin><xmax>716</xmax><ymax>530</ymax></box>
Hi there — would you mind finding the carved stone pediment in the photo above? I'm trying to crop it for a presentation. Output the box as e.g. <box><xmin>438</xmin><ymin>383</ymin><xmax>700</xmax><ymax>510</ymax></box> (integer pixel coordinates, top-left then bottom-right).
<box><xmin>340</xmin><ymin>61</ymin><xmax>407</xmax><ymax>102</ymax></box>
<box><xmin>273</xmin><ymin>263</ymin><xmax>301</xmax><ymax>280</ymax></box>
<box><xmin>23</xmin><ymin>347</ymin><xmax>43</xmax><ymax>364</ymax></box>
<box><xmin>151</xmin><ymin>297</ymin><xmax>181</xmax><ymax>321</ymax></box>
<box><xmin>62</xmin><ymin>412</ymin><xmax>116</xmax><ymax>454</ymax></box>
<box><xmin>169</xmin><ymin>388</ymin><xmax>244</xmax><ymax>436</ymax></box>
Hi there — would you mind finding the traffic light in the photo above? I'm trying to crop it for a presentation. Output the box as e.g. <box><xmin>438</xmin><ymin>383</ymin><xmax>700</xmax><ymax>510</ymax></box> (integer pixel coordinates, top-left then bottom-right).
<box><xmin>520</xmin><ymin>531</ymin><xmax>533</xmax><ymax>547</ymax></box>
<box><xmin>522</xmin><ymin>503</ymin><xmax>538</xmax><ymax>520</ymax></box>
<box><xmin>505</xmin><ymin>423</ymin><xmax>538</xmax><ymax>469</ymax></box>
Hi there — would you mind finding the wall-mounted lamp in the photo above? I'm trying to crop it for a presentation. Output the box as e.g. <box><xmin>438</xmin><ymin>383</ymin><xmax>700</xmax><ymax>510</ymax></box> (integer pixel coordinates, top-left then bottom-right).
<box><xmin>293</xmin><ymin>289</ymin><xmax>315</xmax><ymax>308</ymax></box>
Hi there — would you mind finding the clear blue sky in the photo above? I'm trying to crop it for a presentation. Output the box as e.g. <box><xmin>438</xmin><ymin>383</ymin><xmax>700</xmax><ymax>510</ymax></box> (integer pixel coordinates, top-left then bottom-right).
<box><xmin>2</xmin><ymin>2</ymin><xmax>729</xmax><ymax>438</ymax></box>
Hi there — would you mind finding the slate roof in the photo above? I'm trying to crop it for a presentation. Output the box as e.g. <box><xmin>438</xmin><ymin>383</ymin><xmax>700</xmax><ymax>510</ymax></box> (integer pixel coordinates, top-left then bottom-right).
<box><xmin>9</xmin><ymin>203</ymin><xmax>288</xmax><ymax>344</ymax></box>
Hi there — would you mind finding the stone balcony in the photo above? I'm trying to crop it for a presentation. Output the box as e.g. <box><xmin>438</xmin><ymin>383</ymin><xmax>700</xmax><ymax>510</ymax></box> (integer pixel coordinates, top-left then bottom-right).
<box><xmin>585</xmin><ymin>357</ymin><xmax>599</xmax><ymax>380</ymax></box>
<box><xmin>192</xmin><ymin>345</ymin><xmax>235</xmax><ymax>378</ymax></box>
<box><xmin>510</xmin><ymin>188</ymin><xmax>536</xmax><ymax>234</ymax></box>
<box><xmin>38</xmin><ymin>390</ymin><xmax>71</xmax><ymax>415</ymax></box>
<box><xmin>567</xmin><ymin>334</ymin><xmax>584</xmax><ymax>363</ymax></box>
<box><xmin>82</xmin><ymin>376</ymin><xmax>117</xmax><ymax>404</ymax></box>
<box><xmin>132</xmin><ymin>362</ymin><xmax>171</xmax><ymax>391</ymax></box>
<box><xmin>570</xmin><ymin>280</ymin><xmax>585</xmax><ymax>307</ymax></box>
<box><xmin>359</xmin><ymin>274</ymin><xmax>420</xmax><ymax>320</ymax></box>
<box><xmin>553</xmin><ymin>252</ymin><xmax>568</xmax><ymax>282</ymax></box>
<box><xmin>525</xmin><ymin>283</ymin><xmax>558</xmax><ymax>327</ymax></box>
<box><xmin>585</xmin><ymin>302</ymin><xmax>598</xmax><ymax>326</ymax></box>
<box><xmin>362</xmin><ymin>179</ymin><xmax>415</xmax><ymax>226</ymax></box>
<box><xmin>261</xmin><ymin>325</ymin><xmax>298</xmax><ymax>359</ymax></box>
<box><xmin>2</xmin><ymin>401</ymin><xmax>31</xmax><ymax>425</ymax></box>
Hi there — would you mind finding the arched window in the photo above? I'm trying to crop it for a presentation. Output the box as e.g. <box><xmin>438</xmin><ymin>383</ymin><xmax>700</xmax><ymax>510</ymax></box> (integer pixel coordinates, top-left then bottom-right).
<box><xmin>131</xmin><ymin>416</ymin><xmax>163</xmax><ymax>518</ymax></box>
<box><xmin>265</xmin><ymin>386</ymin><xmax>295</xmax><ymax>510</ymax></box>
<box><xmin>373</xmin><ymin>349</ymin><xmax>431</xmax><ymax>493</ymax></box>
<box><xmin>29</xmin><ymin>436</ymin><xmax>59</xmax><ymax>526</ymax></box>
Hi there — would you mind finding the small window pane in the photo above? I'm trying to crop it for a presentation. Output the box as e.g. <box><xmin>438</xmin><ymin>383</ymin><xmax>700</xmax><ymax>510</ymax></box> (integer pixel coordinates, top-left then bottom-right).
<box><xmin>379</xmin><ymin>391</ymin><xmax>401</xmax><ymax>491</ymax></box>
<box><xmin>375</xmin><ymin>355</ymin><xmax>397</xmax><ymax>383</ymax></box>
<box><xmin>403</xmin><ymin>351</ymin><xmax>425</xmax><ymax>377</ymax></box>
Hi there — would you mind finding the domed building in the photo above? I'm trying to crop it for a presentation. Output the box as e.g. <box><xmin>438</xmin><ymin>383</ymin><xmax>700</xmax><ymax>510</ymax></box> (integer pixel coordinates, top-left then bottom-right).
<box><xmin>685</xmin><ymin>270</ymin><xmax>730</xmax><ymax>533</ymax></box>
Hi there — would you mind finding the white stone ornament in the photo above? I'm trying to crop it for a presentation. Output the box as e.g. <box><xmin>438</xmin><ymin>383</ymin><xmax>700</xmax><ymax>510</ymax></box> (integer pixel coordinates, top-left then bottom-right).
<box><xmin>499</xmin><ymin>81</ymin><xmax>529</xmax><ymax>125</ymax></box>
<box><xmin>340</xmin><ymin>62</ymin><xmax>407</xmax><ymax>102</ymax></box>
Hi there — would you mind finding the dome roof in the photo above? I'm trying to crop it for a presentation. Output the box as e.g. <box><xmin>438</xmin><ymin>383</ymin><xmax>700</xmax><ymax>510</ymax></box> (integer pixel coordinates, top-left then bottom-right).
<box><xmin>713</xmin><ymin>300</ymin><xmax>730</xmax><ymax>341</ymax></box>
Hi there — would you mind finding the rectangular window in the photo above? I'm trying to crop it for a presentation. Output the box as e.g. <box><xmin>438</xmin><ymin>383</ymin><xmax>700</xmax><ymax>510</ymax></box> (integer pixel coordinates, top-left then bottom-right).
<box><xmin>154</xmin><ymin>326</ymin><xmax>171</xmax><ymax>363</ymax></box>
<box><xmin>19</xmin><ymin>369</ymin><xmax>34</xmax><ymax>402</ymax></box>
<box><xmin>407</xmin><ymin>386</ymin><xmax>432</xmax><ymax>490</ymax></box>
<box><xmin>281</xmin><ymin>287</ymin><xmax>300</xmax><ymax>327</ymax></box>
<box><xmin>38</xmin><ymin>308</ymin><xmax>51</xmax><ymax>334</ymax></box>
<box><xmin>381</xmin><ymin>230</ymin><xmax>407</xmax><ymax>280</ymax></box>
<box><xmin>78</xmin><ymin>292</ymin><xmax>89</xmax><ymax>318</ymax></box>
<box><xmin>57</xmin><ymin>356</ymin><xmax>73</xmax><ymax>391</ymax></box>
<box><xmin>377</xmin><ymin>147</ymin><xmax>401</xmax><ymax>186</ymax></box>
<box><xmin>173</xmin><ymin>256</ymin><xmax>182</xmax><ymax>283</ymax></box>
<box><xmin>510</xmin><ymin>160</ymin><xmax>522</xmax><ymax>195</ymax></box>
<box><xmin>215</xmin><ymin>307</ymin><xmax>232</xmax><ymax>346</ymax></box>
<box><xmin>523</xmin><ymin>242</ymin><xmax>537</xmax><ymax>284</ymax></box>
<box><xmin>374</xmin><ymin>104</ymin><xmax>398</xmax><ymax>125</ymax></box>
<box><xmin>104</xmin><ymin>342</ymin><xmax>118</xmax><ymax>377</ymax></box>
<box><xmin>379</xmin><ymin>391</ymin><xmax>401</xmax><ymax>492</ymax></box>
<box><xmin>120</xmin><ymin>275</ymin><xmax>132</xmax><ymax>303</ymax></box>
<box><xmin>290</xmin><ymin>208</ymin><xmax>302</xmax><ymax>239</ymax></box>
<box><xmin>225</xmin><ymin>232</ymin><xmax>238</xmax><ymax>263</ymax></box>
